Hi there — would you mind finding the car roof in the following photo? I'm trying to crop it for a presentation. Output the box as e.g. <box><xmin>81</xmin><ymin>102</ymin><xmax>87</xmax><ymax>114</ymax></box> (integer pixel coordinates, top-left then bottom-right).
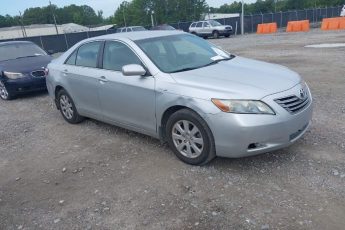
<box><xmin>0</xmin><ymin>41</ymin><xmax>34</xmax><ymax>46</ymax></box>
<box><xmin>86</xmin><ymin>30</ymin><xmax>185</xmax><ymax>42</ymax></box>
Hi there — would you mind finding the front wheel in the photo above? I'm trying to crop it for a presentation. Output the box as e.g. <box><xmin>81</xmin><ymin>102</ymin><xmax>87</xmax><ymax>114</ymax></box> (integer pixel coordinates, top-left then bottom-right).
<box><xmin>166</xmin><ymin>109</ymin><xmax>216</xmax><ymax>165</ymax></box>
<box><xmin>0</xmin><ymin>80</ymin><xmax>13</xmax><ymax>100</ymax></box>
<box><xmin>57</xmin><ymin>89</ymin><xmax>84</xmax><ymax>124</ymax></box>
<box><xmin>213</xmin><ymin>31</ymin><xmax>219</xmax><ymax>39</ymax></box>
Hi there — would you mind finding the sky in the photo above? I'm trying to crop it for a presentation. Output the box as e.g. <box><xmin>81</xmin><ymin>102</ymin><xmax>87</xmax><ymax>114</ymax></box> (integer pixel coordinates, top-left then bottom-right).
<box><xmin>0</xmin><ymin>0</ymin><xmax>256</xmax><ymax>18</ymax></box>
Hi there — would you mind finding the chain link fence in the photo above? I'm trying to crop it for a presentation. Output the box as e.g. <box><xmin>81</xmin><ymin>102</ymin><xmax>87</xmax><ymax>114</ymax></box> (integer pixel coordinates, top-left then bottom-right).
<box><xmin>0</xmin><ymin>29</ymin><xmax>117</xmax><ymax>54</ymax></box>
<box><xmin>171</xmin><ymin>6</ymin><xmax>343</xmax><ymax>34</ymax></box>
<box><xmin>0</xmin><ymin>6</ymin><xmax>343</xmax><ymax>54</ymax></box>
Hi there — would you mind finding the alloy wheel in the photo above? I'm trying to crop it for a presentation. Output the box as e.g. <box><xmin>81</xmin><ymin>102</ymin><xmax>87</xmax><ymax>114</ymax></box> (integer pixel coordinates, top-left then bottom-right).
<box><xmin>60</xmin><ymin>95</ymin><xmax>74</xmax><ymax>120</ymax></box>
<box><xmin>0</xmin><ymin>81</ymin><xmax>9</xmax><ymax>100</ymax></box>
<box><xmin>171</xmin><ymin>120</ymin><xmax>204</xmax><ymax>159</ymax></box>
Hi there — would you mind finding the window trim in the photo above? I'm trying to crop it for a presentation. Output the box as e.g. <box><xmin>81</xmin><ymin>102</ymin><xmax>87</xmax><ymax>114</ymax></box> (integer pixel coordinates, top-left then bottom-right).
<box><xmin>196</xmin><ymin>22</ymin><xmax>203</xmax><ymax>28</ymax></box>
<box><xmin>99</xmin><ymin>39</ymin><xmax>151</xmax><ymax>76</ymax></box>
<box><xmin>64</xmin><ymin>40</ymin><xmax>104</xmax><ymax>69</ymax></box>
<box><xmin>64</xmin><ymin>49</ymin><xmax>77</xmax><ymax>65</ymax></box>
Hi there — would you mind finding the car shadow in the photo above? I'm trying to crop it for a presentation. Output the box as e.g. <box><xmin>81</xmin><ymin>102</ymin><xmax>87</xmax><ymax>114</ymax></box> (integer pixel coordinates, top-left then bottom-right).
<box><xmin>82</xmin><ymin>117</ymin><xmax>301</xmax><ymax>172</ymax></box>
<box><xmin>13</xmin><ymin>90</ymin><xmax>48</xmax><ymax>100</ymax></box>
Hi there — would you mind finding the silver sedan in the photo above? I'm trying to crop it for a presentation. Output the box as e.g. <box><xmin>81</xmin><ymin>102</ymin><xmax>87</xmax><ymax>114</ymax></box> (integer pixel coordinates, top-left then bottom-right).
<box><xmin>46</xmin><ymin>31</ymin><xmax>313</xmax><ymax>165</ymax></box>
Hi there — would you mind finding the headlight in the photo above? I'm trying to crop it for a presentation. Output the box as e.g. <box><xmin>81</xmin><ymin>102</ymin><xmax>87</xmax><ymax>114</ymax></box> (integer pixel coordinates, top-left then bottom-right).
<box><xmin>212</xmin><ymin>99</ymin><xmax>275</xmax><ymax>115</ymax></box>
<box><xmin>4</xmin><ymin>71</ymin><xmax>24</xmax><ymax>79</ymax></box>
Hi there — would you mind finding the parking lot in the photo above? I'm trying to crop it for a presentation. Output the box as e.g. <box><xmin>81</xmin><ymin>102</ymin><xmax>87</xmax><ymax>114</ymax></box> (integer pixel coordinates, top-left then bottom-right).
<box><xmin>0</xmin><ymin>29</ymin><xmax>345</xmax><ymax>230</ymax></box>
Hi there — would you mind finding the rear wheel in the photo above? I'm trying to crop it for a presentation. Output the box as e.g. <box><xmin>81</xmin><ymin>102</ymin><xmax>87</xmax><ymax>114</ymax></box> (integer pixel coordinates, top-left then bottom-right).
<box><xmin>57</xmin><ymin>89</ymin><xmax>84</xmax><ymax>124</ymax></box>
<box><xmin>0</xmin><ymin>80</ymin><xmax>13</xmax><ymax>100</ymax></box>
<box><xmin>166</xmin><ymin>109</ymin><xmax>216</xmax><ymax>165</ymax></box>
<box><xmin>213</xmin><ymin>31</ymin><xmax>219</xmax><ymax>39</ymax></box>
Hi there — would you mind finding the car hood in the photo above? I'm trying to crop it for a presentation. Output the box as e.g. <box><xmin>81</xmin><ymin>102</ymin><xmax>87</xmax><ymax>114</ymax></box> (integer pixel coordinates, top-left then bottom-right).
<box><xmin>170</xmin><ymin>56</ymin><xmax>301</xmax><ymax>100</ymax></box>
<box><xmin>0</xmin><ymin>55</ymin><xmax>52</xmax><ymax>75</ymax></box>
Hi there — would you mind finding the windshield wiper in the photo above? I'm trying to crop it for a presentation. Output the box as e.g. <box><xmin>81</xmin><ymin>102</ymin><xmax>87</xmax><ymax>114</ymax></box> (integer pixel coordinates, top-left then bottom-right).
<box><xmin>170</xmin><ymin>55</ymin><xmax>236</xmax><ymax>73</ymax></box>
<box><xmin>15</xmin><ymin>54</ymin><xmax>43</xmax><ymax>59</ymax></box>
<box><xmin>199</xmin><ymin>55</ymin><xmax>236</xmax><ymax>68</ymax></box>
<box><xmin>170</xmin><ymin>67</ymin><xmax>200</xmax><ymax>73</ymax></box>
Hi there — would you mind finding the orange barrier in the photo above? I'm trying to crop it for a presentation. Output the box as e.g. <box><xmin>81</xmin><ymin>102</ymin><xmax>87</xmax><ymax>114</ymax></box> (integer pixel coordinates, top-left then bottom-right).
<box><xmin>321</xmin><ymin>17</ymin><xmax>345</xmax><ymax>30</ymax></box>
<box><xmin>257</xmin><ymin>23</ymin><xmax>277</xmax><ymax>34</ymax></box>
<box><xmin>286</xmin><ymin>20</ymin><xmax>310</xmax><ymax>32</ymax></box>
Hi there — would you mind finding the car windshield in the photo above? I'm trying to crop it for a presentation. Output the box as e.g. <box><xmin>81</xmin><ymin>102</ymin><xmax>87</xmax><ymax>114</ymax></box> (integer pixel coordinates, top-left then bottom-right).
<box><xmin>132</xmin><ymin>26</ymin><xmax>146</xmax><ymax>31</ymax></box>
<box><xmin>209</xmin><ymin>20</ymin><xmax>222</xmax><ymax>26</ymax></box>
<box><xmin>135</xmin><ymin>34</ymin><xmax>232</xmax><ymax>73</ymax></box>
<box><xmin>0</xmin><ymin>43</ymin><xmax>46</xmax><ymax>62</ymax></box>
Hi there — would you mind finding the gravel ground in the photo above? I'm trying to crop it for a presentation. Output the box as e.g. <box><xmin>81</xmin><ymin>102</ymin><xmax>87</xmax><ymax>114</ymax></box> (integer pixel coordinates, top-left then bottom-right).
<box><xmin>0</xmin><ymin>29</ymin><xmax>345</xmax><ymax>230</ymax></box>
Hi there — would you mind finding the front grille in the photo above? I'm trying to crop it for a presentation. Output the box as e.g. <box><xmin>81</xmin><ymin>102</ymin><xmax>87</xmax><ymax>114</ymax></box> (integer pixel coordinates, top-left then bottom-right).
<box><xmin>31</xmin><ymin>70</ymin><xmax>46</xmax><ymax>77</ymax></box>
<box><xmin>275</xmin><ymin>95</ymin><xmax>309</xmax><ymax>114</ymax></box>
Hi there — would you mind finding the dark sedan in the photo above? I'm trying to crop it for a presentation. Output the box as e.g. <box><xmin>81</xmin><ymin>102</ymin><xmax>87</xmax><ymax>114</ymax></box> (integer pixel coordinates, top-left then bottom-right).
<box><xmin>0</xmin><ymin>41</ymin><xmax>52</xmax><ymax>100</ymax></box>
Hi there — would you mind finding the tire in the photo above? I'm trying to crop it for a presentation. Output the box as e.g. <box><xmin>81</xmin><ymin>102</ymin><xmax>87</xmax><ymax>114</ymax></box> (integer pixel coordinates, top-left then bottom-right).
<box><xmin>57</xmin><ymin>89</ymin><xmax>84</xmax><ymax>124</ymax></box>
<box><xmin>166</xmin><ymin>109</ymin><xmax>216</xmax><ymax>165</ymax></box>
<box><xmin>213</xmin><ymin>31</ymin><xmax>219</xmax><ymax>39</ymax></box>
<box><xmin>0</xmin><ymin>80</ymin><xmax>14</xmax><ymax>100</ymax></box>
<box><xmin>225</xmin><ymin>34</ymin><xmax>230</xmax><ymax>38</ymax></box>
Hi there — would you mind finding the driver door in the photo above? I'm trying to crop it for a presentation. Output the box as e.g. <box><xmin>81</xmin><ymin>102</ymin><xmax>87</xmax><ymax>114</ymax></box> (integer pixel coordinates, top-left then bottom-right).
<box><xmin>97</xmin><ymin>40</ymin><xmax>156</xmax><ymax>135</ymax></box>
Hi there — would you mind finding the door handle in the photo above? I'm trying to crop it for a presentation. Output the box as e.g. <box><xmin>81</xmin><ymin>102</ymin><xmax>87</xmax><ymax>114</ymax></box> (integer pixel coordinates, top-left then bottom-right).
<box><xmin>99</xmin><ymin>76</ymin><xmax>108</xmax><ymax>83</ymax></box>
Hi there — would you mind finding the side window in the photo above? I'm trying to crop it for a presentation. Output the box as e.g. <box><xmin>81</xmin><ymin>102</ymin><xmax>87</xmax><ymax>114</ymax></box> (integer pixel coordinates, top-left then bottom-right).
<box><xmin>75</xmin><ymin>41</ymin><xmax>101</xmax><ymax>68</ymax></box>
<box><xmin>203</xmin><ymin>22</ymin><xmax>210</xmax><ymax>27</ymax></box>
<box><xmin>103</xmin><ymin>41</ymin><xmax>141</xmax><ymax>71</ymax></box>
<box><xmin>190</xmin><ymin>23</ymin><xmax>196</xmax><ymax>28</ymax></box>
<box><xmin>121</xmin><ymin>28</ymin><xmax>126</xmax><ymax>33</ymax></box>
<box><xmin>65</xmin><ymin>49</ymin><xmax>77</xmax><ymax>65</ymax></box>
<box><xmin>196</xmin><ymin>22</ymin><xmax>203</xmax><ymax>28</ymax></box>
<box><xmin>126</xmin><ymin>28</ymin><xmax>132</xmax><ymax>32</ymax></box>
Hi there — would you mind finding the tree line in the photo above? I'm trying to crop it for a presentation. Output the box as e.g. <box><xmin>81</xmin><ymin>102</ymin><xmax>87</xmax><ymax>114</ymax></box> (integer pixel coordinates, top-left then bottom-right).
<box><xmin>211</xmin><ymin>0</ymin><xmax>345</xmax><ymax>15</ymax></box>
<box><xmin>0</xmin><ymin>4</ymin><xmax>103</xmax><ymax>28</ymax></box>
<box><xmin>0</xmin><ymin>0</ymin><xmax>344</xmax><ymax>28</ymax></box>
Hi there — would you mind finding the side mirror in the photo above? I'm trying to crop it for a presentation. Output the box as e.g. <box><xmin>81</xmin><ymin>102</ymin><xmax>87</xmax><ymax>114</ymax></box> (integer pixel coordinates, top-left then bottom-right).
<box><xmin>122</xmin><ymin>64</ymin><xmax>146</xmax><ymax>76</ymax></box>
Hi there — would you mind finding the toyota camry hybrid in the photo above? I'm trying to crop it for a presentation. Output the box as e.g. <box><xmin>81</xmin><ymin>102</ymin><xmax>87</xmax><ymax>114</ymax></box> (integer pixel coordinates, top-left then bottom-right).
<box><xmin>46</xmin><ymin>31</ymin><xmax>313</xmax><ymax>165</ymax></box>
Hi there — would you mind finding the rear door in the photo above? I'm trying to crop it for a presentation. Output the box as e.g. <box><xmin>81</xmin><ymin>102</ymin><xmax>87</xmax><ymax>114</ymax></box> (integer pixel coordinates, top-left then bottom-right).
<box><xmin>97</xmin><ymin>40</ymin><xmax>156</xmax><ymax>135</ymax></box>
<box><xmin>195</xmin><ymin>22</ymin><xmax>203</xmax><ymax>35</ymax></box>
<box><xmin>62</xmin><ymin>41</ymin><xmax>103</xmax><ymax>117</ymax></box>
<box><xmin>202</xmin><ymin>22</ymin><xmax>211</xmax><ymax>35</ymax></box>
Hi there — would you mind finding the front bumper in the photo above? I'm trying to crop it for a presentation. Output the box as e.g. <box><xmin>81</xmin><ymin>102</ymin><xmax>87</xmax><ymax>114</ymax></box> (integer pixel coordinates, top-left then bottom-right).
<box><xmin>206</xmin><ymin>85</ymin><xmax>313</xmax><ymax>158</ymax></box>
<box><xmin>4</xmin><ymin>77</ymin><xmax>47</xmax><ymax>95</ymax></box>
<box><xmin>219</xmin><ymin>30</ymin><xmax>232</xmax><ymax>35</ymax></box>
